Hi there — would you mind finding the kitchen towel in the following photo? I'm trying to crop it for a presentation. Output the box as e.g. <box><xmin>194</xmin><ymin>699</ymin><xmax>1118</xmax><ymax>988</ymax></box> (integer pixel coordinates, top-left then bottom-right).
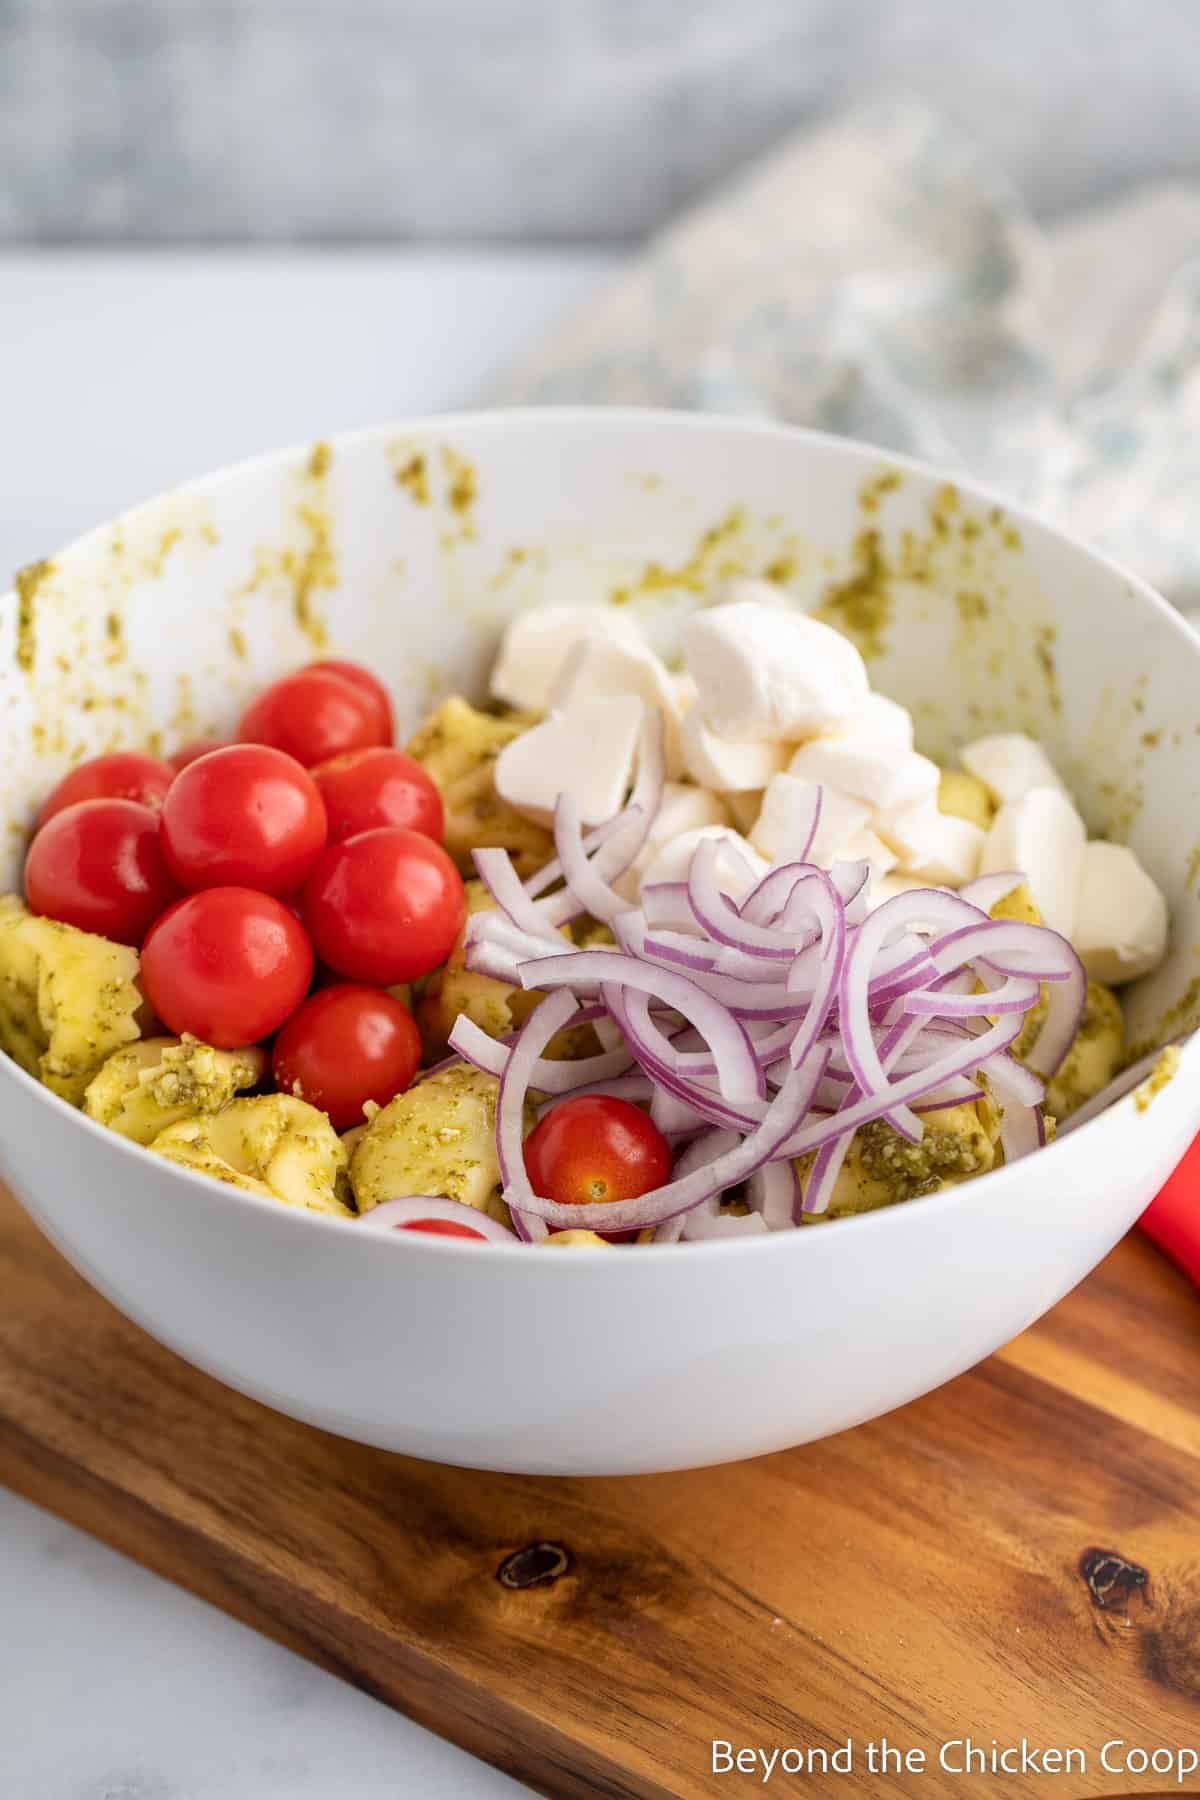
<box><xmin>490</xmin><ymin>96</ymin><xmax>1200</xmax><ymax>610</ymax></box>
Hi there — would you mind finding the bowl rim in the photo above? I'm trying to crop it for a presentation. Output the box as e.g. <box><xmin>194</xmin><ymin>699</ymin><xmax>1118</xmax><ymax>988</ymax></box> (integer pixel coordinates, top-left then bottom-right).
<box><xmin>3</xmin><ymin>404</ymin><xmax>1199</xmax><ymax>1263</ymax></box>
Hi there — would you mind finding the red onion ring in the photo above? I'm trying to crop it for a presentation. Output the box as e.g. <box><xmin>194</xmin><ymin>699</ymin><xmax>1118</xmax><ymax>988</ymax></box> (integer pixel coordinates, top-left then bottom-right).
<box><xmin>357</xmin><ymin>1196</ymin><xmax>517</xmax><ymax>1244</ymax></box>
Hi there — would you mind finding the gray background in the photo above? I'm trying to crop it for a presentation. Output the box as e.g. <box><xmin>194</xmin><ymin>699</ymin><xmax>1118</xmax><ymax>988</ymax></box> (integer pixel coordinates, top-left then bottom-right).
<box><xmin>3</xmin><ymin>0</ymin><xmax>1199</xmax><ymax>243</ymax></box>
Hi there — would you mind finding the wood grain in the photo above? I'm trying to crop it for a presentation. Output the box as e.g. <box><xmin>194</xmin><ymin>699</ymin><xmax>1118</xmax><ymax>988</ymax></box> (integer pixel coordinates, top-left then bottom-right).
<box><xmin>2</xmin><ymin>1182</ymin><xmax>1199</xmax><ymax>1798</ymax></box>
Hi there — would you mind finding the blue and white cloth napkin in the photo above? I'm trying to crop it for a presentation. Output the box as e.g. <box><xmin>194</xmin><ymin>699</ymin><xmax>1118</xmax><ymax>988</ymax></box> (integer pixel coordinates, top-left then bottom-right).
<box><xmin>491</xmin><ymin>98</ymin><xmax>1200</xmax><ymax>609</ymax></box>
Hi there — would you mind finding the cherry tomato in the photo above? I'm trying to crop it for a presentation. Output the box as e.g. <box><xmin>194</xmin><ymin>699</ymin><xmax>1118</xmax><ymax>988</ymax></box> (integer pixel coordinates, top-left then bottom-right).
<box><xmin>311</xmin><ymin>747</ymin><xmax>443</xmax><ymax>845</ymax></box>
<box><xmin>301</xmin><ymin>827</ymin><xmax>465</xmax><ymax>984</ymax></box>
<box><xmin>307</xmin><ymin>659</ymin><xmax>394</xmax><ymax>741</ymax></box>
<box><xmin>524</xmin><ymin>1096</ymin><xmax>673</xmax><ymax>1210</ymax></box>
<box><xmin>237</xmin><ymin>666</ymin><xmax>389</xmax><ymax>766</ymax></box>
<box><xmin>272</xmin><ymin>983</ymin><xmax>421</xmax><ymax>1129</ymax></box>
<box><xmin>140</xmin><ymin>887</ymin><xmax>313</xmax><ymax>1048</ymax></box>
<box><xmin>24</xmin><ymin>799</ymin><xmax>179</xmax><ymax>945</ymax></box>
<box><xmin>400</xmin><ymin>1218</ymin><xmax>487</xmax><ymax>1239</ymax></box>
<box><xmin>36</xmin><ymin>750</ymin><xmax>176</xmax><ymax>829</ymax></box>
<box><xmin>168</xmin><ymin>737</ymin><xmax>228</xmax><ymax>772</ymax></box>
<box><xmin>160</xmin><ymin>744</ymin><xmax>328</xmax><ymax>896</ymax></box>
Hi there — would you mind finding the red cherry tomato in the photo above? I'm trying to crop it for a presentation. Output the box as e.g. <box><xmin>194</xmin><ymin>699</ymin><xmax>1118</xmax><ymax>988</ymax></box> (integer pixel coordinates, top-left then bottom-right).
<box><xmin>311</xmin><ymin>747</ymin><xmax>443</xmax><ymax>845</ymax></box>
<box><xmin>36</xmin><ymin>750</ymin><xmax>176</xmax><ymax>829</ymax></box>
<box><xmin>301</xmin><ymin>827</ymin><xmax>465</xmax><ymax>984</ymax></box>
<box><xmin>140</xmin><ymin>887</ymin><xmax>313</xmax><ymax>1048</ymax></box>
<box><xmin>307</xmin><ymin>659</ymin><xmax>394</xmax><ymax>741</ymax></box>
<box><xmin>400</xmin><ymin>1218</ymin><xmax>487</xmax><ymax>1239</ymax></box>
<box><xmin>524</xmin><ymin>1096</ymin><xmax>673</xmax><ymax>1210</ymax></box>
<box><xmin>168</xmin><ymin>737</ymin><xmax>228</xmax><ymax>772</ymax></box>
<box><xmin>272</xmin><ymin>983</ymin><xmax>421</xmax><ymax>1129</ymax></box>
<box><xmin>237</xmin><ymin>667</ymin><xmax>389</xmax><ymax>766</ymax></box>
<box><xmin>24</xmin><ymin>798</ymin><xmax>179</xmax><ymax>945</ymax></box>
<box><xmin>160</xmin><ymin>744</ymin><xmax>327</xmax><ymax>896</ymax></box>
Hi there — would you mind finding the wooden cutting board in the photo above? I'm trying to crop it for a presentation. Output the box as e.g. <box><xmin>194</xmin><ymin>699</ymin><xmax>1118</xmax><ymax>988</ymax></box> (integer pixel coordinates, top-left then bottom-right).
<box><xmin>3</xmin><ymin>1181</ymin><xmax>1200</xmax><ymax>1800</ymax></box>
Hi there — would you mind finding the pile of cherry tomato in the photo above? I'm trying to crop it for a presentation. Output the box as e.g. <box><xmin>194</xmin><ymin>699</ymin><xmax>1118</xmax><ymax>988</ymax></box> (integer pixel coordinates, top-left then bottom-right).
<box><xmin>26</xmin><ymin>657</ymin><xmax>682</xmax><ymax>1241</ymax></box>
<box><xmin>24</xmin><ymin>659</ymin><xmax>465</xmax><ymax>1129</ymax></box>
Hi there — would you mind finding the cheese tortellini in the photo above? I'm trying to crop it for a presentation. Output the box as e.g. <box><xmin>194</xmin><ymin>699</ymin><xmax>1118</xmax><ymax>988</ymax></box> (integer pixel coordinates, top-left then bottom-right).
<box><xmin>150</xmin><ymin>1094</ymin><xmax>352</xmax><ymax>1216</ymax></box>
<box><xmin>406</xmin><ymin>696</ymin><xmax>553</xmax><ymax>877</ymax></box>
<box><xmin>84</xmin><ymin>1034</ymin><xmax>268</xmax><ymax>1145</ymax></box>
<box><xmin>0</xmin><ymin>896</ymin><xmax>142</xmax><ymax>1104</ymax></box>
<box><xmin>797</xmin><ymin>1095</ymin><xmax>1004</xmax><ymax>1220</ymax></box>
<box><xmin>350</xmin><ymin>1063</ymin><xmax>526</xmax><ymax>1226</ymax></box>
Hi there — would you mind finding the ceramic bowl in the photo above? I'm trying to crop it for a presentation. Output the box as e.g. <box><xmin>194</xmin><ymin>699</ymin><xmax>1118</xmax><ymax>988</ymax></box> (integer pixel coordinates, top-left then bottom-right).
<box><xmin>2</xmin><ymin>410</ymin><xmax>1198</xmax><ymax>1474</ymax></box>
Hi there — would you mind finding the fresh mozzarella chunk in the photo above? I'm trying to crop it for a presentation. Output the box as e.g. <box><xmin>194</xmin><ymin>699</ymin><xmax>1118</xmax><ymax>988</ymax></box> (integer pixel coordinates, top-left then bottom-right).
<box><xmin>877</xmin><ymin>797</ymin><xmax>985</xmax><ymax>886</ymax></box>
<box><xmin>787</xmin><ymin>738</ymin><xmax>940</xmax><ymax>815</ymax></box>
<box><xmin>830</xmin><ymin>690</ymin><xmax>914</xmax><ymax>751</ymax></box>
<box><xmin>494</xmin><ymin>695</ymin><xmax>642</xmax><ymax>827</ymax></box>
<box><xmin>640</xmin><ymin>826</ymin><xmax>768</xmax><ymax>901</ymax></box>
<box><xmin>979</xmin><ymin>787</ymin><xmax>1086</xmax><ymax>939</ymax></box>
<box><xmin>612</xmin><ymin>784</ymin><xmax>731</xmax><ymax>902</ymax></box>
<box><xmin>838</xmin><ymin>829</ymin><xmax>899</xmax><ymax>879</ymax></box>
<box><xmin>489</xmin><ymin>605</ymin><xmax>645</xmax><ymax>712</ymax></box>
<box><xmin>750</xmin><ymin>776</ymin><xmax>869</xmax><ymax>865</ymax></box>
<box><xmin>682</xmin><ymin>602</ymin><xmax>868</xmax><ymax>742</ymax></box>
<box><xmin>960</xmin><ymin>733</ymin><xmax>1065</xmax><ymax>806</ymax></box>
<box><xmin>1072</xmin><ymin>840</ymin><xmax>1168</xmax><ymax>984</ymax></box>
<box><xmin>551</xmin><ymin>635</ymin><xmax>686</xmax><ymax>777</ymax></box>
<box><xmin>680</xmin><ymin>709</ymin><xmax>789</xmax><ymax>792</ymax></box>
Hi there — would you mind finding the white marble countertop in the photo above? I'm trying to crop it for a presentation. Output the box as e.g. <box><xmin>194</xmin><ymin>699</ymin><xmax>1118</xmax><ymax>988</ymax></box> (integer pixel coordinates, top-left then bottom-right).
<box><xmin>0</xmin><ymin>245</ymin><xmax>618</xmax><ymax>1800</ymax></box>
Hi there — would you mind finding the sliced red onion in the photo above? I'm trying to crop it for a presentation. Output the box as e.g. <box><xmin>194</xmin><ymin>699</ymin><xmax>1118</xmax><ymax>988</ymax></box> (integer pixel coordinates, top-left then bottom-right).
<box><xmin>929</xmin><ymin>919</ymin><xmax>1077</xmax><ymax>983</ymax></box>
<box><xmin>472</xmin><ymin>846</ymin><xmax>572</xmax><ymax>945</ymax></box>
<box><xmin>535</xmin><ymin>1073</ymin><xmax>655</xmax><ymax>1119</ymax></box>
<box><xmin>978</xmin><ymin>1050</ymin><xmax>1045</xmax><ymax>1108</ymax></box>
<box><xmin>984</xmin><ymin>1054</ymin><xmax>1047</xmax><ymax>1164</ymax></box>
<box><xmin>641</xmin><ymin>930</ymin><xmax>719</xmax><ymax>973</ymax></box>
<box><xmin>553</xmin><ymin>793</ymin><xmax>644</xmax><ymax>927</ymax></box>
<box><xmin>838</xmin><ymin>890</ymin><xmax>995</xmax><ymax>1140</ymax></box>
<box><xmin>651</xmin><ymin>1132</ymin><xmax>733</xmax><ymax>1242</ymax></box>
<box><xmin>522</xmin><ymin>811</ymin><xmax>627</xmax><ymax>899</ymax></box>
<box><xmin>449</xmin><ymin>1013</ymin><xmax>633</xmax><ymax>1093</ymax></box>
<box><xmin>603</xmin><ymin>988</ymin><xmax>766</xmax><ymax>1132</ymax></box>
<box><xmin>829</xmin><ymin>859</ymin><xmax>871</xmax><ymax>909</ymax></box>
<box><xmin>747</xmin><ymin>1159</ymin><xmax>799</xmax><ymax>1230</ymax></box>
<box><xmin>787</xmin><ymin>885</ymin><xmax>845</xmax><ymax>1071</ymax></box>
<box><xmin>801</xmin><ymin>1013</ymin><xmax>950</xmax><ymax>1216</ymax></box>
<box><xmin>683</xmin><ymin>1201</ymin><xmax>769</xmax><ymax>1241</ymax></box>
<box><xmin>520</xmin><ymin>949</ymin><xmax>763</xmax><ymax>1103</ymax></box>
<box><xmin>496</xmin><ymin>988</ymin><xmax>579</xmax><ymax>1239</ymax></box>
<box><xmin>650</xmin><ymin>1085</ymin><xmax>711</xmax><ymax>1139</ymax></box>
<box><xmin>357</xmin><ymin>1196</ymin><xmax>517</xmax><ymax>1244</ymax></box>
<box><xmin>533</xmin><ymin>707</ymin><xmax>667</xmax><ymax>917</ymax></box>
<box><xmin>903</xmin><ymin>979</ymin><xmax>1040</xmax><ymax>1017</ymax></box>
<box><xmin>742</xmin><ymin>784</ymin><xmax>822</xmax><ymax>896</ymax></box>
<box><xmin>1018</xmin><ymin>944</ymin><xmax>1087</xmax><ymax>1079</ymax></box>
<box><xmin>781</xmin><ymin>1012</ymin><xmax>1024</xmax><ymax>1160</ymax></box>
<box><xmin>687</xmin><ymin>838</ymin><xmax>797</xmax><ymax>960</ymax></box>
<box><xmin>505</xmin><ymin>1051</ymin><xmax>829</xmax><ymax>1233</ymax></box>
<box><xmin>915</xmin><ymin>1085</ymin><xmax>986</xmax><ymax>1111</ymax></box>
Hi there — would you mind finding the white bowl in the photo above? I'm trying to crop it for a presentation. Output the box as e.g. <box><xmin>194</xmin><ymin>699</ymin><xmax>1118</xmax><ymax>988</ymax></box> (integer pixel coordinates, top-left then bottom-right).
<box><xmin>2</xmin><ymin>410</ymin><xmax>1198</xmax><ymax>1476</ymax></box>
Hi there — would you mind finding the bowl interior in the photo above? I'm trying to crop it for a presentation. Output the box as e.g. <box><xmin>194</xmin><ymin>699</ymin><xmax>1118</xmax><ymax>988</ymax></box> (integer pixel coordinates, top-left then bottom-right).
<box><xmin>3</xmin><ymin>409</ymin><xmax>1199</xmax><ymax>1051</ymax></box>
